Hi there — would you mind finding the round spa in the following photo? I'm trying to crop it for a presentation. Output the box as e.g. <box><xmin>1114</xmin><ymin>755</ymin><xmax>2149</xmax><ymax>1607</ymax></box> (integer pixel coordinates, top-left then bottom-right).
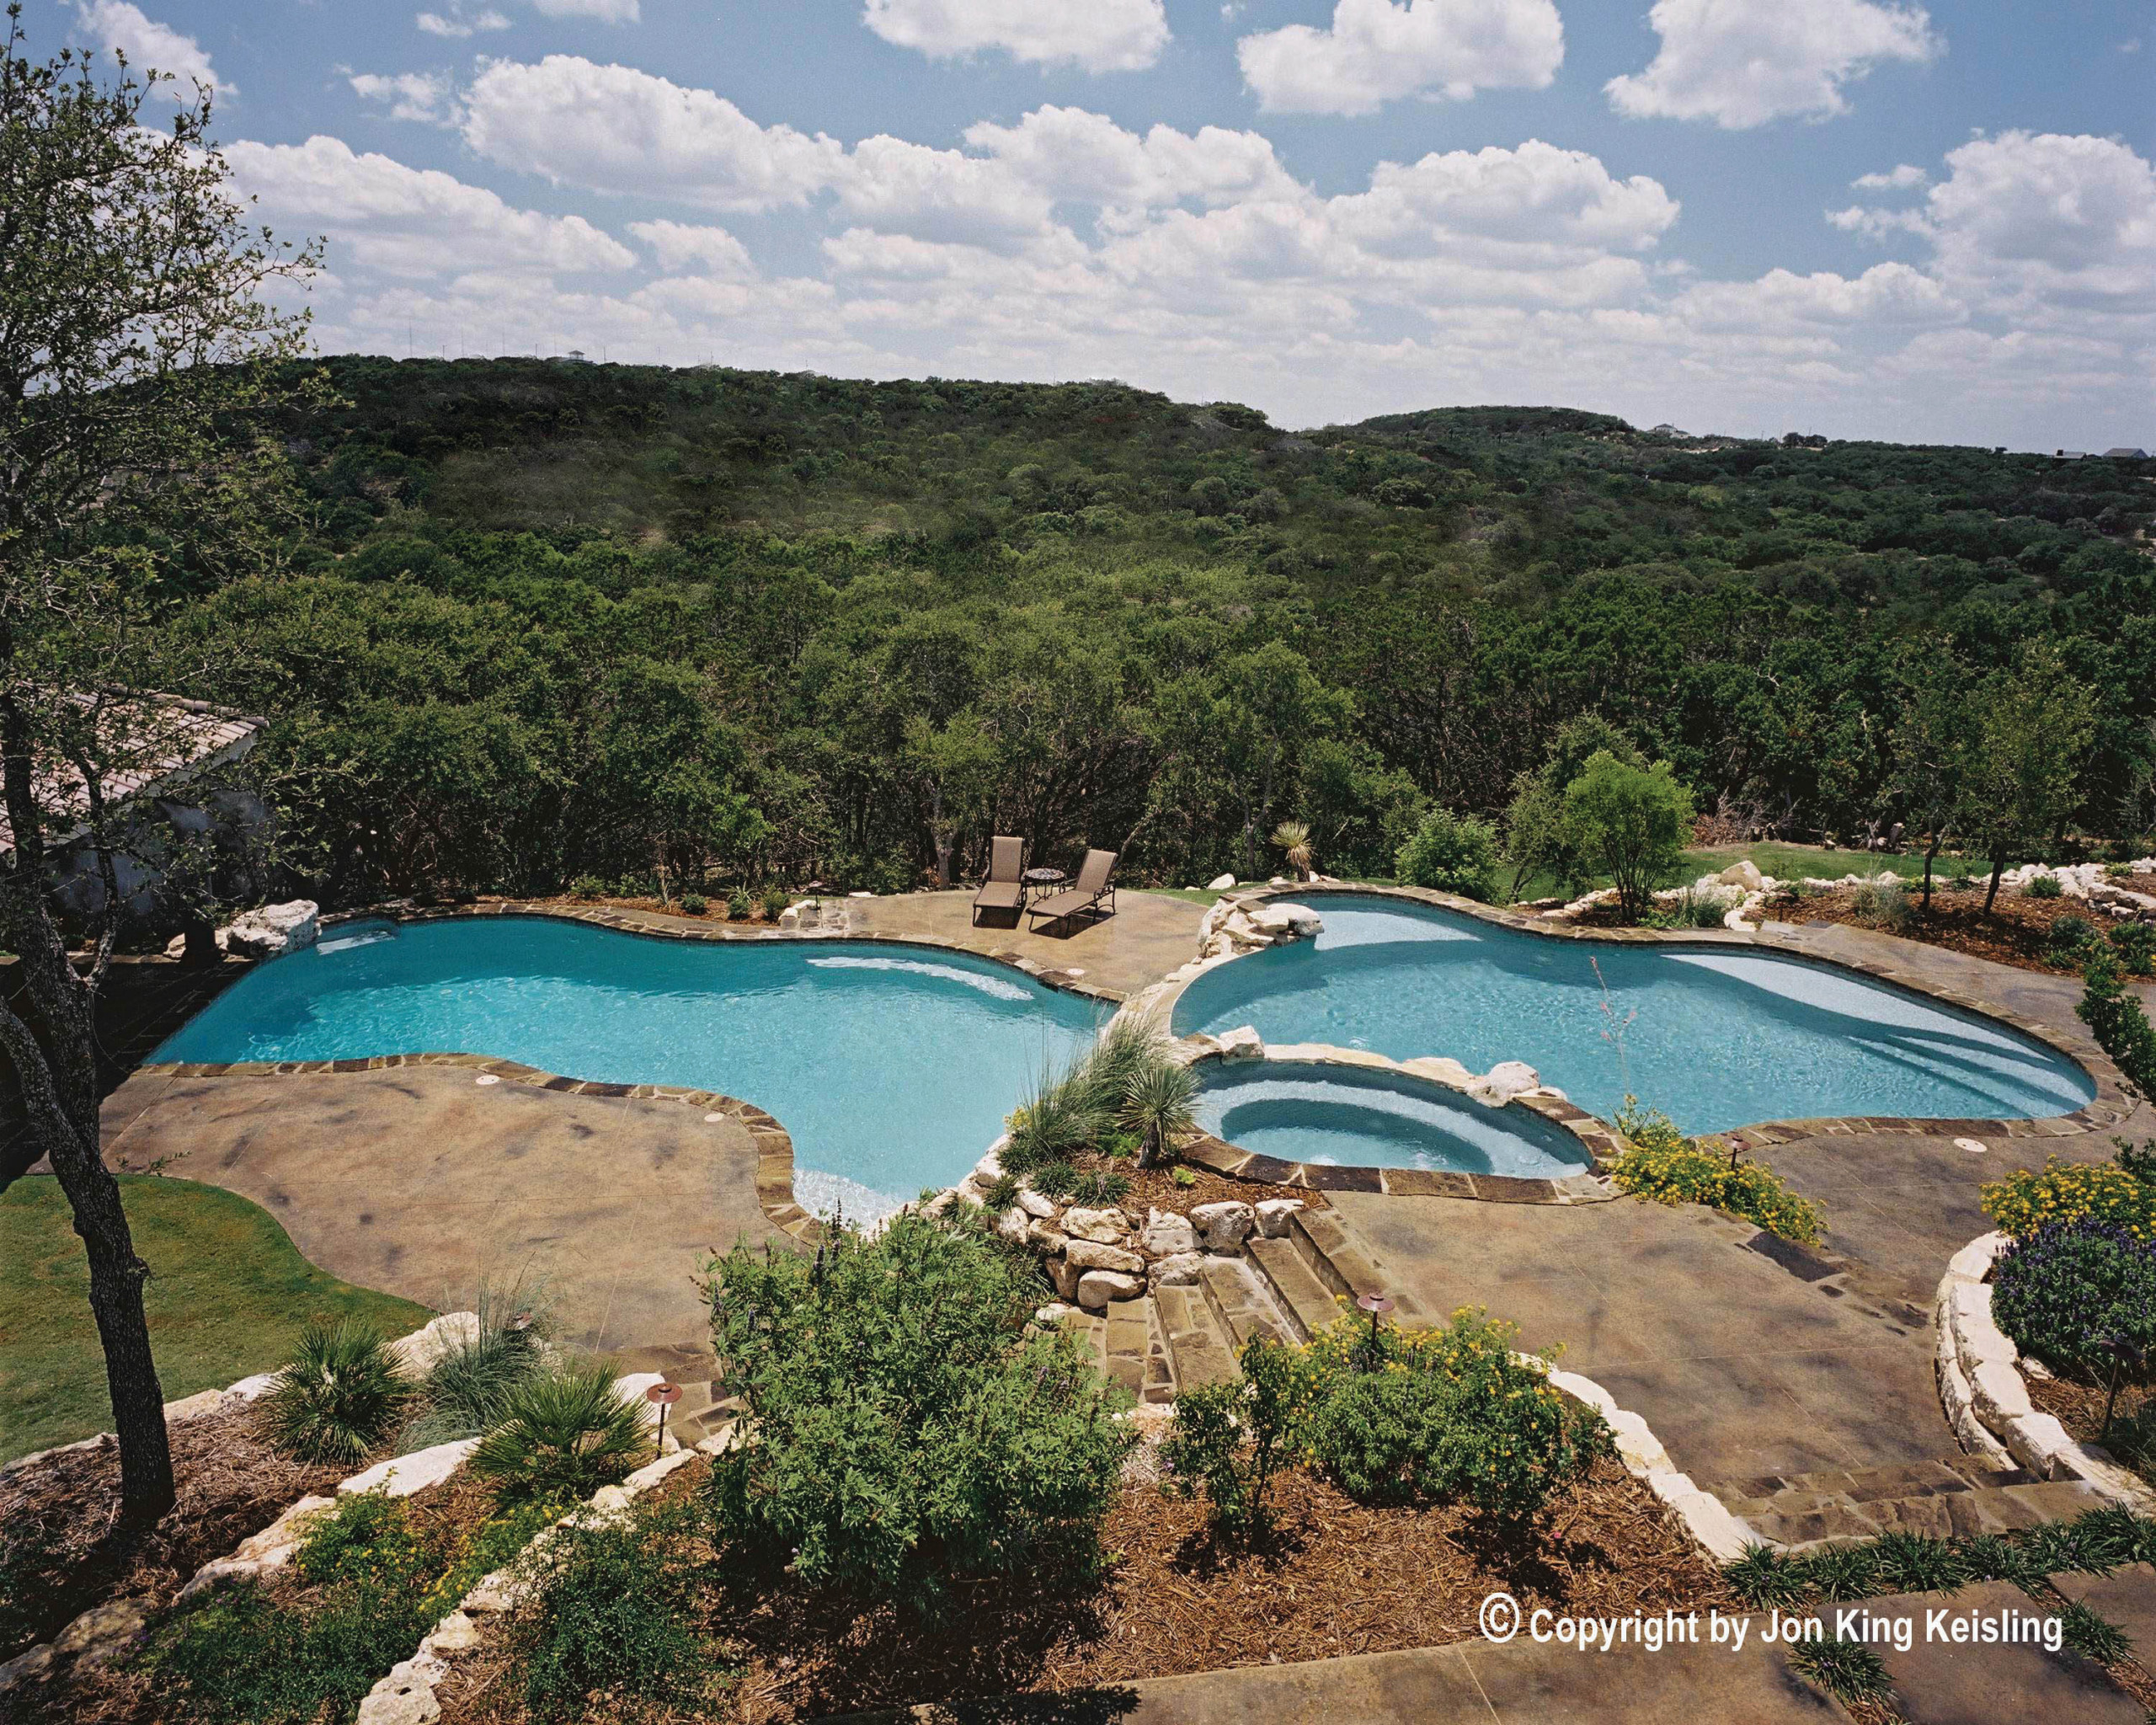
<box><xmin>1192</xmin><ymin>1060</ymin><xmax>1591</xmax><ymax>1178</ymax></box>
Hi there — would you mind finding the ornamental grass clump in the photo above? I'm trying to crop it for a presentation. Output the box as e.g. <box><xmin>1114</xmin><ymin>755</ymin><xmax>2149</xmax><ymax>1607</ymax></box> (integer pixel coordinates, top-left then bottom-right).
<box><xmin>1609</xmin><ymin>1100</ymin><xmax>1824</xmax><ymax>1246</ymax></box>
<box><xmin>1988</xmin><ymin>1220</ymin><xmax>2156</xmax><ymax>1379</ymax></box>
<box><xmin>259</xmin><ymin>1318</ymin><xmax>414</xmax><ymax>1466</ymax></box>
<box><xmin>702</xmin><ymin>1210</ymin><xmax>1133</xmax><ymax>1613</ymax></box>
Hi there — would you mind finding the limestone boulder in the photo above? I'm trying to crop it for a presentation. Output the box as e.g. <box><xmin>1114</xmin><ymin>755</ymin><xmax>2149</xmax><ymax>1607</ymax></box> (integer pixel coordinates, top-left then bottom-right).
<box><xmin>52</xmin><ymin>1600</ymin><xmax>150</xmax><ymax>1669</ymax></box>
<box><xmin>1190</xmin><ymin>1199</ymin><xmax>1257</xmax><ymax>1253</ymax></box>
<box><xmin>1027</xmin><ymin>1220</ymin><xmax>1069</xmax><ymax>1252</ymax></box>
<box><xmin>222</xmin><ymin>900</ymin><xmax>320</xmax><ymax>961</ymax></box>
<box><xmin>1207</xmin><ymin>873</ymin><xmax>1236</xmax><ymax>891</ymax></box>
<box><xmin>1148</xmin><ymin>1252</ymin><xmax>1206</xmax><ymax>1289</ymax></box>
<box><xmin>1061</xmin><ymin>1206</ymin><xmax>1129</xmax><ymax>1244</ymax></box>
<box><xmin>1718</xmin><ymin>860</ymin><xmax>1764</xmax><ymax>892</ymax></box>
<box><xmin>1467</xmin><ymin>1060</ymin><xmax>1540</xmax><ymax>1108</ymax></box>
<box><xmin>388</xmin><ymin>1311</ymin><xmax>479</xmax><ymax>1375</ymax></box>
<box><xmin>1065</xmin><ymin>1238</ymin><xmax>1145</xmax><ymax>1276</ymax></box>
<box><xmin>1215</xmin><ymin>1026</ymin><xmax>1264</xmax><ymax>1062</ymax></box>
<box><xmin>356</xmin><ymin>1661</ymin><xmax>441</xmax><ymax>1725</ymax></box>
<box><xmin>339</xmin><ymin>1439</ymin><xmax>478</xmax><ymax>1500</ymax></box>
<box><xmin>1016</xmin><ymin>1188</ymin><xmax>1058</xmax><ymax>1220</ymax></box>
<box><xmin>1139</xmin><ymin>1208</ymin><xmax>1198</xmax><ymax>1256</ymax></box>
<box><xmin>1254</xmin><ymin>1199</ymin><xmax>1305</xmax><ymax>1238</ymax></box>
<box><xmin>1048</xmin><ymin>1255</ymin><xmax>1083</xmax><ymax>1301</ymax></box>
<box><xmin>995</xmin><ymin>1205</ymin><xmax>1031</xmax><ymax>1243</ymax></box>
<box><xmin>1075</xmin><ymin>1269</ymin><xmax>1145</xmax><ymax>1310</ymax></box>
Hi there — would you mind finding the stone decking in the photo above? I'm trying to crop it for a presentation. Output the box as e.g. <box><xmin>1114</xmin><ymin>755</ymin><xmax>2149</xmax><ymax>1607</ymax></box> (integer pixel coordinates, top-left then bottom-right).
<box><xmin>96</xmin><ymin>1062</ymin><xmax>790</xmax><ymax>1363</ymax></box>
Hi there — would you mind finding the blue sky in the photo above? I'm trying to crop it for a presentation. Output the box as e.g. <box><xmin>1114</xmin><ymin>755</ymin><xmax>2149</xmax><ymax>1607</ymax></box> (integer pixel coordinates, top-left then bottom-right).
<box><xmin>68</xmin><ymin>0</ymin><xmax>2155</xmax><ymax>446</ymax></box>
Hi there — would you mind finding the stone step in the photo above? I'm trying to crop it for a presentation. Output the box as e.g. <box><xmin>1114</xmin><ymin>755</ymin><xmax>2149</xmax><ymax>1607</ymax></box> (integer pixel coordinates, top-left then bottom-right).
<box><xmin>1156</xmin><ymin>1284</ymin><xmax>1240</xmax><ymax>1394</ymax></box>
<box><xmin>1246</xmin><ymin>1235</ymin><xmax>1348</xmax><ymax>1343</ymax></box>
<box><xmin>1101</xmin><ymin>1296</ymin><xmax>1151</xmax><ymax>1399</ymax></box>
<box><xmin>1286</xmin><ymin>1207</ymin><xmax>1435</xmax><ymax>1328</ymax></box>
<box><xmin>1198</xmin><ymin>1257</ymin><xmax>1297</xmax><ymax>1354</ymax></box>
<box><xmin>1705</xmin><ymin>1456</ymin><xmax>2111</xmax><ymax>1549</ymax></box>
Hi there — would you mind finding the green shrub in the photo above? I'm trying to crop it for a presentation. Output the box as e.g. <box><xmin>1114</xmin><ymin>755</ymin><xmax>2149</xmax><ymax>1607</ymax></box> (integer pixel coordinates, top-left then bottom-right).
<box><xmin>1610</xmin><ymin>1101</ymin><xmax>1824</xmax><ymax>1245</ymax></box>
<box><xmin>2078</xmin><ymin>948</ymin><xmax>2156</xmax><ymax>1095</ymax></box>
<box><xmin>291</xmin><ymin>1490</ymin><xmax>433</xmax><ymax>1594</ymax></box>
<box><xmin>1117</xmin><ymin>1056</ymin><xmax>1196</xmax><ymax>1166</ymax></box>
<box><xmin>2027</xmin><ymin>873</ymin><xmax>2063</xmax><ymax>900</ymax></box>
<box><xmin>759</xmin><ymin>885</ymin><xmax>791</xmax><ymax>921</ymax></box>
<box><xmin>1990</xmin><ymin>1220</ymin><xmax>2156</xmax><ymax>1375</ymax></box>
<box><xmin>1067</xmin><ymin>1167</ymin><xmax>1133</xmax><ymax>1204</ymax></box>
<box><xmin>2112</xmin><ymin>921</ymin><xmax>2156</xmax><ymax>977</ymax></box>
<box><xmin>726</xmin><ymin>889</ymin><xmax>753</xmax><ymax>921</ymax></box>
<box><xmin>1982</xmin><ymin>1151</ymin><xmax>2156</xmax><ymax>1242</ymax></box>
<box><xmin>2047</xmin><ymin>912</ymin><xmax>2103</xmax><ymax>968</ymax></box>
<box><xmin>1027</xmin><ymin>1159</ymin><xmax>1081</xmax><ymax>1199</ymax></box>
<box><xmin>512</xmin><ymin>1505</ymin><xmax>722</xmax><ymax>1722</ymax></box>
<box><xmin>703</xmin><ymin>1210</ymin><xmax>1132</xmax><ymax>1610</ymax></box>
<box><xmin>1294</xmin><ymin>1310</ymin><xmax>1612</xmax><ymax>1523</ymax></box>
<box><xmin>1001</xmin><ymin>1068</ymin><xmax>1107</xmax><ymax>1176</ymax></box>
<box><xmin>1561</xmin><ymin>753</ymin><xmax>1695</xmax><ymax>920</ymax></box>
<box><xmin>569</xmin><ymin>875</ymin><xmax>606</xmax><ymax>901</ymax></box>
<box><xmin>680</xmin><ymin>893</ymin><xmax>708</xmax><ymax>916</ymax></box>
<box><xmin>403</xmin><ymin>1301</ymin><xmax>549</xmax><ymax>1450</ymax></box>
<box><xmin>147</xmin><ymin>1580</ymin><xmax>426</xmax><ymax>1725</ymax></box>
<box><xmin>259</xmin><ymin>1319</ymin><xmax>413</xmax><ymax>1466</ymax></box>
<box><xmin>1161</xmin><ymin>1332</ymin><xmax>1298</xmax><ymax>1537</ymax></box>
<box><xmin>982</xmin><ymin>1172</ymin><xmax>1022</xmax><ymax>1211</ymax></box>
<box><xmin>1395</xmin><ymin>808</ymin><xmax>1501</xmax><ymax>901</ymax></box>
<box><xmin>470</xmin><ymin>1366</ymin><xmax>648</xmax><ymax>1506</ymax></box>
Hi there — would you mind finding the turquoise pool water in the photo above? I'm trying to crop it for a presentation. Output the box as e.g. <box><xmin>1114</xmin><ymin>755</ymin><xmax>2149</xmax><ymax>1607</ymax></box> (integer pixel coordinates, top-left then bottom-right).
<box><xmin>1172</xmin><ymin>895</ymin><xmax>2095</xmax><ymax>1134</ymax></box>
<box><xmin>1194</xmin><ymin>1061</ymin><xmax>1588</xmax><ymax>1178</ymax></box>
<box><xmin>155</xmin><ymin>918</ymin><xmax>1102</xmax><ymax>1218</ymax></box>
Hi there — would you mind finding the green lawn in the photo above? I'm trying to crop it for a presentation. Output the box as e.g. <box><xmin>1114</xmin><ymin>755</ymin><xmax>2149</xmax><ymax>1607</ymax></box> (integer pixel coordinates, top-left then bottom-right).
<box><xmin>0</xmin><ymin>1175</ymin><xmax>434</xmax><ymax>1465</ymax></box>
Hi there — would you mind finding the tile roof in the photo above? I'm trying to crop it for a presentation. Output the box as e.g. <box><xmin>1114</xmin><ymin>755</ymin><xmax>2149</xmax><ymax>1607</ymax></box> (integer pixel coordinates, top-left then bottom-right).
<box><xmin>0</xmin><ymin>694</ymin><xmax>264</xmax><ymax>854</ymax></box>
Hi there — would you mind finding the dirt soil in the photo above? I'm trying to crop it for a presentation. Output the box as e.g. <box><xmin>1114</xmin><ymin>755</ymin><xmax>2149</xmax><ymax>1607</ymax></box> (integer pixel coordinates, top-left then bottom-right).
<box><xmin>435</xmin><ymin>1456</ymin><xmax>1728</xmax><ymax>1724</ymax></box>
<box><xmin>0</xmin><ymin>1404</ymin><xmax>345</xmax><ymax>1664</ymax></box>
<box><xmin>2027</xmin><ymin>1374</ymin><xmax>2154</xmax><ymax>1490</ymax></box>
<box><xmin>1108</xmin><ymin>1156</ymin><xmax>1331</xmax><ymax>1216</ymax></box>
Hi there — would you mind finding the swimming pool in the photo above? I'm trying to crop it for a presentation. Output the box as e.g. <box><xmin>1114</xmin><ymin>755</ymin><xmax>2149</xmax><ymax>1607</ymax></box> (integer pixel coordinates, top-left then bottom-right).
<box><xmin>155</xmin><ymin>917</ymin><xmax>1102</xmax><ymax>1220</ymax></box>
<box><xmin>1172</xmin><ymin>895</ymin><xmax>2095</xmax><ymax>1135</ymax></box>
<box><xmin>1194</xmin><ymin>1060</ymin><xmax>1589</xmax><ymax>1178</ymax></box>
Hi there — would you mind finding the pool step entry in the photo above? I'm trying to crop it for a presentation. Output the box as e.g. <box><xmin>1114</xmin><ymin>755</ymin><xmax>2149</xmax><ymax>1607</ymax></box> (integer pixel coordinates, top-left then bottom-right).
<box><xmin>1704</xmin><ymin>1457</ymin><xmax>2110</xmax><ymax>1551</ymax></box>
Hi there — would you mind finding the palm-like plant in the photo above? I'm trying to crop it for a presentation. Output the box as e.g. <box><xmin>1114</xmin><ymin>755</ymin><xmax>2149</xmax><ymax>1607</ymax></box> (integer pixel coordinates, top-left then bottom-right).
<box><xmin>1271</xmin><ymin>820</ymin><xmax>1314</xmax><ymax>879</ymax></box>
<box><xmin>1119</xmin><ymin>1057</ymin><xmax>1198</xmax><ymax>1167</ymax></box>
<box><xmin>471</xmin><ymin>1366</ymin><xmax>648</xmax><ymax>1505</ymax></box>
<box><xmin>259</xmin><ymin>1319</ymin><xmax>414</xmax><ymax>1466</ymax></box>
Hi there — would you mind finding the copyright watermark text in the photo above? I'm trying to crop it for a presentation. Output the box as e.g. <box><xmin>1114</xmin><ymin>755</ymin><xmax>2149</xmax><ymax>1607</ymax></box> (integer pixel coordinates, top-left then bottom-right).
<box><xmin>1476</xmin><ymin>1594</ymin><xmax>2063</xmax><ymax>1655</ymax></box>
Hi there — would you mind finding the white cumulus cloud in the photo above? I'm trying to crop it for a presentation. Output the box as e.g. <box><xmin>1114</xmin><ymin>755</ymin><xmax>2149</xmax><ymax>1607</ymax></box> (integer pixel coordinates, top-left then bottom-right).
<box><xmin>224</xmin><ymin>136</ymin><xmax>636</xmax><ymax>277</ymax></box>
<box><xmin>416</xmin><ymin>8</ymin><xmax>510</xmax><ymax>36</ymax></box>
<box><xmin>1606</xmin><ymin>0</ymin><xmax>1940</xmax><ymax>129</ymax></box>
<box><xmin>1237</xmin><ymin>0</ymin><xmax>1563</xmax><ymax>117</ymax></box>
<box><xmin>1853</xmin><ymin>164</ymin><xmax>1928</xmax><ymax>190</ymax></box>
<box><xmin>532</xmin><ymin>0</ymin><xmax>641</xmax><ymax>22</ymax></box>
<box><xmin>627</xmin><ymin>221</ymin><xmax>759</xmax><ymax>279</ymax></box>
<box><xmin>962</xmin><ymin>106</ymin><xmax>1298</xmax><ymax>209</ymax></box>
<box><xmin>862</xmin><ymin>0</ymin><xmax>1169</xmax><ymax>72</ymax></box>
<box><xmin>350</xmin><ymin>71</ymin><xmax>456</xmax><ymax>125</ymax></box>
<box><xmin>460</xmin><ymin>57</ymin><xmax>848</xmax><ymax>212</ymax></box>
<box><xmin>75</xmin><ymin>2</ymin><xmax>229</xmax><ymax>94</ymax></box>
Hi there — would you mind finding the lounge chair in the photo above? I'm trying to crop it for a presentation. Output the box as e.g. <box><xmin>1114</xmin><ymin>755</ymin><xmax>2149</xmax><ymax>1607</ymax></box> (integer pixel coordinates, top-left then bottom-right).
<box><xmin>972</xmin><ymin>836</ymin><xmax>1027</xmax><ymax>926</ymax></box>
<box><xmin>1026</xmin><ymin>848</ymin><xmax>1118</xmax><ymax>932</ymax></box>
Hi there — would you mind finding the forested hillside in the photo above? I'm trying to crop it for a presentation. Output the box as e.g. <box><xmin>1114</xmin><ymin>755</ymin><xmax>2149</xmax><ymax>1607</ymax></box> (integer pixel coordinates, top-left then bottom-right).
<box><xmin>166</xmin><ymin>355</ymin><xmax>2156</xmax><ymax>903</ymax></box>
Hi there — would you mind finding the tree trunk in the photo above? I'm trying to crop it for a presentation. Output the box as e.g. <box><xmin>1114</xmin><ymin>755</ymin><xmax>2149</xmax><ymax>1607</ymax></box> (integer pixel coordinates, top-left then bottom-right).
<box><xmin>1923</xmin><ymin>834</ymin><xmax>1941</xmax><ymax>911</ymax></box>
<box><xmin>1985</xmin><ymin>855</ymin><xmax>2007</xmax><ymax>916</ymax></box>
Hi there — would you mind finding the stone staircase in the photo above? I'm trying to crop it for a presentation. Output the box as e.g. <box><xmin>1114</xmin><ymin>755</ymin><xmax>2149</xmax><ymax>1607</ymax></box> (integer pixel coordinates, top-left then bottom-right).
<box><xmin>1702</xmin><ymin>1456</ymin><xmax>2110</xmax><ymax>1550</ymax></box>
<box><xmin>1059</xmin><ymin>1203</ymin><xmax>1445</xmax><ymax>1404</ymax></box>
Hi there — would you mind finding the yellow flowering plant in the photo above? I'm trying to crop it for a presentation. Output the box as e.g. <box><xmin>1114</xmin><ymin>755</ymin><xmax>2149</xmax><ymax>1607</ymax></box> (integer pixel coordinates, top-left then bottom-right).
<box><xmin>1982</xmin><ymin>1150</ymin><xmax>2156</xmax><ymax>1243</ymax></box>
<box><xmin>1610</xmin><ymin>1099</ymin><xmax>1824</xmax><ymax>1246</ymax></box>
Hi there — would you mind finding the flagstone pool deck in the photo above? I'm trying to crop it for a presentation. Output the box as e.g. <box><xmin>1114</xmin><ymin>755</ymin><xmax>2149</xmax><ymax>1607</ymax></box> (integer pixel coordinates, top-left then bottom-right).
<box><xmin>60</xmin><ymin>892</ymin><xmax>2156</xmax><ymax>1713</ymax></box>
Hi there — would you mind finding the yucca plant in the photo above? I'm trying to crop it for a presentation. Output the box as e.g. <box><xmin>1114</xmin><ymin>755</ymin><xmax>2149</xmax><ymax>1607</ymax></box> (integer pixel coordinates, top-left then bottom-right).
<box><xmin>471</xmin><ymin>1366</ymin><xmax>648</xmax><ymax>1505</ymax></box>
<box><xmin>259</xmin><ymin>1319</ymin><xmax>414</xmax><ymax>1466</ymax></box>
<box><xmin>1271</xmin><ymin>820</ymin><xmax>1314</xmax><ymax>879</ymax></box>
<box><xmin>1120</xmin><ymin>1057</ymin><xmax>1198</xmax><ymax>1167</ymax></box>
<box><xmin>1001</xmin><ymin>1065</ymin><xmax>1107</xmax><ymax>1175</ymax></box>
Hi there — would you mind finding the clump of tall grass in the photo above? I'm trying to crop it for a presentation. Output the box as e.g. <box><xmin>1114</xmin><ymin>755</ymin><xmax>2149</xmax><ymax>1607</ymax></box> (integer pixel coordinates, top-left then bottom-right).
<box><xmin>470</xmin><ymin>1365</ymin><xmax>648</xmax><ymax>1507</ymax></box>
<box><xmin>402</xmin><ymin>1284</ymin><xmax>555</xmax><ymax>1450</ymax></box>
<box><xmin>1001</xmin><ymin>1018</ymin><xmax>1196</xmax><ymax>1173</ymax></box>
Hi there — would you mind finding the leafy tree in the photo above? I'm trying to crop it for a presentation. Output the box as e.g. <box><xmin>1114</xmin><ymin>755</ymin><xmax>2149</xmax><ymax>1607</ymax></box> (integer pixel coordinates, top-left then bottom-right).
<box><xmin>1959</xmin><ymin>644</ymin><xmax>2097</xmax><ymax>913</ymax></box>
<box><xmin>1889</xmin><ymin>646</ymin><xmax>1970</xmax><ymax>910</ymax></box>
<box><xmin>1563</xmin><ymin>752</ymin><xmax>1696</xmax><ymax>920</ymax></box>
<box><xmin>0</xmin><ymin>10</ymin><xmax>317</xmax><ymax>1522</ymax></box>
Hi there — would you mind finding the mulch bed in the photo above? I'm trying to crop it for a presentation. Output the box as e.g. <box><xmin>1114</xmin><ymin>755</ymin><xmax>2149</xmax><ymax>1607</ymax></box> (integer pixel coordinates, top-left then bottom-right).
<box><xmin>1773</xmin><ymin>889</ymin><xmax>2136</xmax><ymax>976</ymax></box>
<box><xmin>436</xmin><ymin>1455</ymin><xmax>1727</xmax><ymax>1724</ymax></box>
<box><xmin>2026</xmin><ymin>1374</ymin><xmax>2154</xmax><ymax>1487</ymax></box>
<box><xmin>1106</xmin><ymin>1160</ymin><xmax>1330</xmax><ymax>1216</ymax></box>
<box><xmin>0</xmin><ymin>1404</ymin><xmax>345</xmax><ymax>1664</ymax></box>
